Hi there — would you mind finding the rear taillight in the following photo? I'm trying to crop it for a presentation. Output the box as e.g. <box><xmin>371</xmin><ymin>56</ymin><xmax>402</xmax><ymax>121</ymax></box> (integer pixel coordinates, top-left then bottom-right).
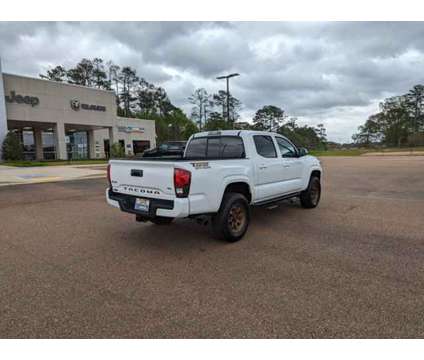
<box><xmin>174</xmin><ymin>168</ymin><xmax>191</xmax><ymax>198</ymax></box>
<box><xmin>107</xmin><ymin>164</ymin><xmax>112</xmax><ymax>187</ymax></box>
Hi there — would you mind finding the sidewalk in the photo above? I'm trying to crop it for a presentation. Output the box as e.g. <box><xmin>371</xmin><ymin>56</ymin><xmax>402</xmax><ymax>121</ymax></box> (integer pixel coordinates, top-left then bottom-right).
<box><xmin>0</xmin><ymin>164</ymin><xmax>107</xmax><ymax>186</ymax></box>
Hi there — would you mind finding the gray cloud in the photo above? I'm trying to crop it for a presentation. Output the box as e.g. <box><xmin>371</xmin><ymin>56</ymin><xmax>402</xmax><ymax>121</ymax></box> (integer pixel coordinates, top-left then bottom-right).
<box><xmin>1</xmin><ymin>21</ymin><xmax>424</xmax><ymax>142</ymax></box>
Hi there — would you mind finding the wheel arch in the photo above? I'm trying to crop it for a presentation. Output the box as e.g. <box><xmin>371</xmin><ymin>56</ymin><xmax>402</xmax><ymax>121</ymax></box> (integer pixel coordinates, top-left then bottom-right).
<box><xmin>222</xmin><ymin>180</ymin><xmax>252</xmax><ymax>205</ymax></box>
<box><xmin>310</xmin><ymin>169</ymin><xmax>321</xmax><ymax>179</ymax></box>
<box><xmin>301</xmin><ymin>167</ymin><xmax>322</xmax><ymax>191</ymax></box>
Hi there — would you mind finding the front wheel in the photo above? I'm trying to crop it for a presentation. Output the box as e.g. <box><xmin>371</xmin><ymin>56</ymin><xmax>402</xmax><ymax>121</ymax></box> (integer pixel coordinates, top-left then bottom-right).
<box><xmin>300</xmin><ymin>176</ymin><xmax>321</xmax><ymax>208</ymax></box>
<box><xmin>212</xmin><ymin>193</ymin><xmax>250</xmax><ymax>242</ymax></box>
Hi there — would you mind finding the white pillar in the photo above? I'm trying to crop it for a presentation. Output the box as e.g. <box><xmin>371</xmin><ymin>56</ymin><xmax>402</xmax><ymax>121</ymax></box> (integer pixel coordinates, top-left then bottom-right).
<box><xmin>34</xmin><ymin>129</ymin><xmax>43</xmax><ymax>160</ymax></box>
<box><xmin>88</xmin><ymin>129</ymin><xmax>96</xmax><ymax>159</ymax></box>
<box><xmin>108</xmin><ymin>126</ymin><xmax>118</xmax><ymax>145</ymax></box>
<box><xmin>0</xmin><ymin>58</ymin><xmax>8</xmax><ymax>161</ymax></box>
<box><xmin>55</xmin><ymin>122</ymin><xmax>67</xmax><ymax>160</ymax></box>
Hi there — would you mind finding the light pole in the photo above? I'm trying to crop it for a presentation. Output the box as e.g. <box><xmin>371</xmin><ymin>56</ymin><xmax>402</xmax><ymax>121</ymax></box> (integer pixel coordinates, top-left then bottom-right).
<box><xmin>216</xmin><ymin>73</ymin><xmax>239</xmax><ymax>125</ymax></box>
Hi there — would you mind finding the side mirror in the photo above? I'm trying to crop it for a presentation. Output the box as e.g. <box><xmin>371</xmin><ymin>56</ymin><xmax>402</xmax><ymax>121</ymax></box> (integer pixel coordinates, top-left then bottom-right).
<box><xmin>298</xmin><ymin>147</ymin><xmax>308</xmax><ymax>157</ymax></box>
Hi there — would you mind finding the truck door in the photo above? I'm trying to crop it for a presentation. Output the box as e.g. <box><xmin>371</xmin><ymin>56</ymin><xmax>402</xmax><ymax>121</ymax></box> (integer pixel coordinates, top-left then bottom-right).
<box><xmin>252</xmin><ymin>134</ymin><xmax>284</xmax><ymax>201</ymax></box>
<box><xmin>275</xmin><ymin>136</ymin><xmax>303</xmax><ymax>193</ymax></box>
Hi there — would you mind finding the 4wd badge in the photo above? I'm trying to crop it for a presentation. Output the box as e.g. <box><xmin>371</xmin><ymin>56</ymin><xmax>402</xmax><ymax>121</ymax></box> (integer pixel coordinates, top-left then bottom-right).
<box><xmin>191</xmin><ymin>162</ymin><xmax>210</xmax><ymax>169</ymax></box>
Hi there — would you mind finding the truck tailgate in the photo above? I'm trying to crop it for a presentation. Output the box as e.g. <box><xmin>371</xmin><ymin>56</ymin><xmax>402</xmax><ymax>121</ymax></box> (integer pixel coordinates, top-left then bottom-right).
<box><xmin>109</xmin><ymin>160</ymin><xmax>178</xmax><ymax>200</ymax></box>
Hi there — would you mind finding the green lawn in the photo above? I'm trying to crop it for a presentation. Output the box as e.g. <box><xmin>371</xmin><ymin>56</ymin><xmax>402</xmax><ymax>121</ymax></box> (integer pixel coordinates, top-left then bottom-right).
<box><xmin>1</xmin><ymin>159</ymin><xmax>108</xmax><ymax>167</ymax></box>
<box><xmin>309</xmin><ymin>149</ymin><xmax>367</xmax><ymax>156</ymax></box>
<box><xmin>310</xmin><ymin>147</ymin><xmax>424</xmax><ymax>156</ymax></box>
<box><xmin>370</xmin><ymin>146</ymin><xmax>424</xmax><ymax>153</ymax></box>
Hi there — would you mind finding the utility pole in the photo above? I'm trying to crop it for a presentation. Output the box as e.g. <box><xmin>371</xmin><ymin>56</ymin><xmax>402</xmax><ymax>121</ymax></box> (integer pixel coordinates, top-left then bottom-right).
<box><xmin>216</xmin><ymin>73</ymin><xmax>239</xmax><ymax>126</ymax></box>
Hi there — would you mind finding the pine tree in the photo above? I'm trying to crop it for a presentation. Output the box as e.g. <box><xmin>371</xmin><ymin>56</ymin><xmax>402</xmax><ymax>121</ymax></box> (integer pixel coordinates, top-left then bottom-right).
<box><xmin>2</xmin><ymin>132</ymin><xmax>24</xmax><ymax>161</ymax></box>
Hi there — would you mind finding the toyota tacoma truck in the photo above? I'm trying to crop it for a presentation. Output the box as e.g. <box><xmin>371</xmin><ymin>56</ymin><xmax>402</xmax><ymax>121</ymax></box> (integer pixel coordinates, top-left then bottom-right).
<box><xmin>106</xmin><ymin>130</ymin><xmax>322</xmax><ymax>242</ymax></box>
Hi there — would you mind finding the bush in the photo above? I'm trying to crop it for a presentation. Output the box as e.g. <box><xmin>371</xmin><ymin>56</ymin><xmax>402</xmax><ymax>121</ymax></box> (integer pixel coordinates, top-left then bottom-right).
<box><xmin>110</xmin><ymin>142</ymin><xmax>125</xmax><ymax>158</ymax></box>
<box><xmin>407</xmin><ymin>133</ymin><xmax>424</xmax><ymax>147</ymax></box>
<box><xmin>2</xmin><ymin>131</ymin><xmax>24</xmax><ymax>161</ymax></box>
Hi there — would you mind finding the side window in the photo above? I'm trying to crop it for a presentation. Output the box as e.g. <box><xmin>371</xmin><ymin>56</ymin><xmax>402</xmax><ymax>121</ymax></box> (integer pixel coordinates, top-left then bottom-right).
<box><xmin>253</xmin><ymin>135</ymin><xmax>277</xmax><ymax>158</ymax></box>
<box><xmin>276</xmin><ymin>137</ymin><xmax>297</xmax><ymax>158</ymax></box>
<box><xmin>221</xmin><ymin>137</ymin><xmax>245</xmax><ymax>158</ymax></box>
<box><xmin>185</xmin><ymin>138</ymin><xmax>207</xmax><ymax>158</ymax></box>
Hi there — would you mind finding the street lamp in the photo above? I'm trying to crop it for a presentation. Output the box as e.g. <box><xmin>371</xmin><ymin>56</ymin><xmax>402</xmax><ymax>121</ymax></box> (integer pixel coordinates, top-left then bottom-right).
<box><xmin>216</xmin><ymin>73</ymin><xmax>239</xmax><ymax>125</ymax></box>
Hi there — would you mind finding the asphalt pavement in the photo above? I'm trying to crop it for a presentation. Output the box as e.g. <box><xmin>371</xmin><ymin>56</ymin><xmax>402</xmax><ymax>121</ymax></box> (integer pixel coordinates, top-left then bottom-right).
<box><xmin>0</xmin><ymin>156</ymin><xmax>423</xmax><ymax>338</ymax></box>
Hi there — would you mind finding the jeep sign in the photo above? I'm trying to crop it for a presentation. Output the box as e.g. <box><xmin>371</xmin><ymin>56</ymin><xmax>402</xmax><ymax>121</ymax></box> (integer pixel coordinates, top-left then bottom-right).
<box><xmin>5</xmin><ymin>91</ymin><xmax>39</xmax><ymax>107</ymax></box>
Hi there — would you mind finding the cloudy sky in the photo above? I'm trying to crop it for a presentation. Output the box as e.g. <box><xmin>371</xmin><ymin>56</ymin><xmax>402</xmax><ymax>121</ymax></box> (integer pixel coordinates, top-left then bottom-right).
<box><xmin>1</xmin><ymin>21</ymin><xmax>424</xmax><ymax>142</ymax></box>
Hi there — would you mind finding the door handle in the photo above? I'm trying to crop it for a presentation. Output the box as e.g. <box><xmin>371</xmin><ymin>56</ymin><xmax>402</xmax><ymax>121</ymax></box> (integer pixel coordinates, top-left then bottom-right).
<box><xmin>259</xmin><ymin>165</ymin><xmax>267</xmax><ymax>170</ymax></box>
<box><xmin>283</xmin><ymin>164</ymin><xmax>291</xmax><ymax>168</ymax></box>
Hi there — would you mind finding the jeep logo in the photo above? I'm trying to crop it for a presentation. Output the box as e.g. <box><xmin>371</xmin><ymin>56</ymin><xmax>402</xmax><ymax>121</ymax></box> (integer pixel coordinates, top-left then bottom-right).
<box><xmin>70</xmin><ymin>98</ymin><xmax>106</xmax><ymax>112</ymax></box>
<box><xmin>5</xmin><ymin>91</ymin><xmax>39</xmax><ymax>107</ymax></box>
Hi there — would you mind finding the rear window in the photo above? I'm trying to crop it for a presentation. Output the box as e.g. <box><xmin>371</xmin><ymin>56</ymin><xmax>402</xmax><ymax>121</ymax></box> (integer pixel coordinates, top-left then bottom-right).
<box><xmin>185</xmin><ymin>136</ymin><xmax>245</xmax><ymax>159</ymax></box>
<box><xmin>221</xmin><ymin>137</ymin><xmax>245</xmax><ymax>158</ymax></box>
<box><xmin>185</xmin><ymin>137</ymin><xmax>207</xmax><ymax>158</ymax></box>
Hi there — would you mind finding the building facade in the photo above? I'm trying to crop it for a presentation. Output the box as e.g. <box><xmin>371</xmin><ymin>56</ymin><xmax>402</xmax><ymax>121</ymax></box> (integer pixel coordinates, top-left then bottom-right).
<box><xmin>0</xmin><ymin>62</ymin><xmax>156</xmax><ymax>161</ymax></box>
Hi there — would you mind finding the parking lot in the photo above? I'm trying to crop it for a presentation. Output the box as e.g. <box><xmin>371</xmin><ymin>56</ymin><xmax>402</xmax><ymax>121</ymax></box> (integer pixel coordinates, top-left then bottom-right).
<box><xmin>1</xmin><ymin>156</ymin><xmax>423</xmax><ymax>338</ymax></box>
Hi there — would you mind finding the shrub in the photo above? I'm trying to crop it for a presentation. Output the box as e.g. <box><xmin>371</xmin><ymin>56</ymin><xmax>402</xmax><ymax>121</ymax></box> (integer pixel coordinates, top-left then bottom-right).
<box><xmin>407</xmin><ymin>133</ymin><xmax>424</xmax><ymax>147</ymax></box>
<box><xmin>2</xmin><ymin>131</ymin><xmax>24</xmax><ymax>161</ymax></box>
<box><xmin>110</xmin><ymin>142</ymin><xmax>125</xmax><ymax>158</ymax></box>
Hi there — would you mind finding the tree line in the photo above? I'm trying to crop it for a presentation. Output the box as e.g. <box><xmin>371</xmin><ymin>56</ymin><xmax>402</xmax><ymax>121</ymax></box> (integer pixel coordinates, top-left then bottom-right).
<box><xmin>353</xmin><ymin>85</ymin><xmax>424</xmax><ymax>147</ymax></box>
<box><xmin>40</xmin><ymin>58</ymin><xmax>327</xmax><ymax>150</ymax></box>
<box><xmin>189</xmin><ymin>88</ymin><xmax>327</xmax><ymax>150</ymax></box>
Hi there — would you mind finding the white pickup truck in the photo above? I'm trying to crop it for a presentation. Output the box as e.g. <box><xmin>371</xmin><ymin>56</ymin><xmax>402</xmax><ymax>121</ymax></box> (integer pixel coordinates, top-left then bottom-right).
<box><xmin>106</xmin><ymin>130</ymin><xmax>322</xmax><ymax>242</ymax></box>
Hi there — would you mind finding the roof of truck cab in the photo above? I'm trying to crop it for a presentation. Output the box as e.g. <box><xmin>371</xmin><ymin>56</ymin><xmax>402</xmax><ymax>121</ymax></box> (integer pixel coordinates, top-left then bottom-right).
<box><xmin>192</xmin><ymin>130</ymin><xmax>277</xmax><ymax>138</ymax></box>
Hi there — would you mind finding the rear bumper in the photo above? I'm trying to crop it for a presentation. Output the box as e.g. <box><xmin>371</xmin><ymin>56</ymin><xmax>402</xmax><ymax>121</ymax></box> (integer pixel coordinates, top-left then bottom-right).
<box><xmin>106</xmin><ymin>188</ymin><xmax>189</xmax><ymax>218</ymax></box>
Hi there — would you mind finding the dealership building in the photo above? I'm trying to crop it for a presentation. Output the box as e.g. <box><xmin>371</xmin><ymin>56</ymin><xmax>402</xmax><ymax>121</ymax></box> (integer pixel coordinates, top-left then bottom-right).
<box><xmin>0</xmin><ymin>60</ymin><xmax>156</xmax><ymax>161</ymax></box>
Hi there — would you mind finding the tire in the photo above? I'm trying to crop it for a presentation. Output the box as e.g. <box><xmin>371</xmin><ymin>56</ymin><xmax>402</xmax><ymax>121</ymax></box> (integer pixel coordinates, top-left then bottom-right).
<box><xmin>212</xmin><ymin>192</ymin><xmax>250</xmax><ymax>242</ymax></box>
<box><xmin>300</xmin><ymin>176</ymin><xmax>321</xmax><ymax>209</ymax></box>
<box><xmin>150</xmin><ymin>216</ymin><xmax>174</xmax><ymax>225</ymax></box>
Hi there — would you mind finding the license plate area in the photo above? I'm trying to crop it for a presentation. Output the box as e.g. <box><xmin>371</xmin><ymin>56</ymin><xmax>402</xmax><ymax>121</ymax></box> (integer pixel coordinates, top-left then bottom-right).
<box><xmin>134</xmin><ymin>198</ymin><xmax>150</xmax><ymax>212</ymax></box>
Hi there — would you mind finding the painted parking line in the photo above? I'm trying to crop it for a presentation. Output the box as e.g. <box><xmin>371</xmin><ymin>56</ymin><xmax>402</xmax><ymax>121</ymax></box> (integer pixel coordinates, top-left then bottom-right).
<box><xmin>16</xmin><ymin>174</ymin><xmax>53</xmax><ymax>179</ymax></box>
<box><xmin>24</xmin><ymin>176</ymin><xmax>64</xmax><ymax>183</ymax></box>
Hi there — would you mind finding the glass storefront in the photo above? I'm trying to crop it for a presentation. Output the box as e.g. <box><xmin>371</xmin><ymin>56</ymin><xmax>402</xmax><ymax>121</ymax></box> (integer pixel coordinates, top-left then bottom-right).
<box><xmin>12</xmin><ymin>128</ymin><xmax>57</xmax><ymax>160</ymax></box>
<box><xmin>42</xmin><ymin>131</ymin><xmax>56</xmax><ymax>160</ymax></box>
<box><xmin>66</xmin><ymin>131</ymin><xmax>89</xmax><ymax>160</ymax></box>
<box><xmin>21</xmin><ymin>130</ymin><xmax>35</xmax><ymax>160</ymax></box>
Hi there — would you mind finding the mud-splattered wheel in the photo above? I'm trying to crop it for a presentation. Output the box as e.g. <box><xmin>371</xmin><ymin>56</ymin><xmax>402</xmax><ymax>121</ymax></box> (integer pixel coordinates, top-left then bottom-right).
<box><xmin>212</xmin><ymin>193</ymin><xmax>250</xmax><ymax>242</ymax></box>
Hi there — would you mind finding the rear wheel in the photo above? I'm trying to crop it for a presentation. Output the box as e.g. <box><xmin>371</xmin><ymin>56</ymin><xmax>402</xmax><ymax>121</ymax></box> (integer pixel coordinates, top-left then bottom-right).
<box><xmin>300</xmin><ymin>176</ymin><xmax>321</xmax><ymax>208</ymax></box>
<box><xmin>212</xmin><ymin>193</ymin><xmax>250</xmax><ymax>242</ymax></box>
<box><xmin>150</xmin><ymin>216</ymin><xmax>174</xmax><ymax>225</ymax></box>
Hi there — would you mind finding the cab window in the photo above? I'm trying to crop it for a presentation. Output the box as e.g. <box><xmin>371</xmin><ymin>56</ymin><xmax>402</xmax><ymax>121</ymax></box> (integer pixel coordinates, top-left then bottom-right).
<box><xmin>275</xmin><ymin>137</ymin><xmax>298</xmax><ymax>158</ymax></box>
<box><xmin>253</xmin><ymin>135</ymin><xmax>277</xmax><ymax>158</ymax></box>
<box><xmin>220</xmin><ymin>137</ymin><xmax>245</xmax><ymax>158</ymax></box>
<box><xmin>185</xmin><ymin>138</ymin><xmax>207</xmax><ymax>158</ymax></box>
<box><xmin>185</xmin><ymin>136</ymin><xmax>245</xmax><ymax>159</ymax></box>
